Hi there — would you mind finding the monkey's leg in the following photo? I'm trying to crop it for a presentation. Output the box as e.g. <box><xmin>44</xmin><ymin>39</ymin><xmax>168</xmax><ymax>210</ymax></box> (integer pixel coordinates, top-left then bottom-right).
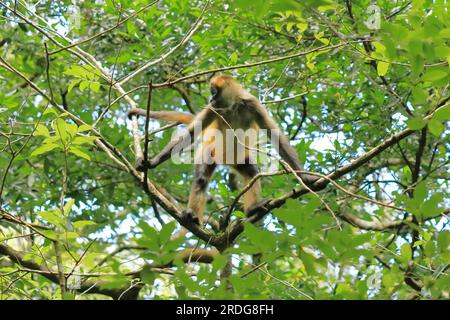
<box><xmin>234</xmin><ymin>162</ymin><xmax>268</xmax><ymax>265</ymax></box>
<box><xmin>184</xmin><ymin>163</ymin><xmax>216</xmax><ymax>225</ymax></box>
<box><xmin>234</xmin><ymin>163</ymin><xmax>265</xmax><ymax>216</ymax></box>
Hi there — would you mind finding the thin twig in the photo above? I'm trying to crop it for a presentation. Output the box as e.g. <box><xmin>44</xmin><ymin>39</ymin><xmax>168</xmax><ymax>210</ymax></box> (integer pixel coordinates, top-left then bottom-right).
<box><xmin>49</xmin><ymin>1</ymin><xmax>160</xmax><ymax>55</ymax></box>
<box><xmin>116</xmin><ymin>1</ymin><xmax>209</xmax><ymax>86</ymax></box>
<box><xmin>143</xmin><ymin>82</ymin><xmax>153</xmax><ymax>190</ymax></box>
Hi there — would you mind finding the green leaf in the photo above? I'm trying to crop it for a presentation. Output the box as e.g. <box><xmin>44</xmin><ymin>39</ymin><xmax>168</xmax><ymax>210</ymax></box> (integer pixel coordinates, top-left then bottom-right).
<box><xmin>303</xmin><ymin>195</ymin><xmax>321</xmax><ymax>212</ymax></box>
<box><xmin>63</xmin><ymin>198</ymin><xmax>75</xmax><ymax>215</ymax></box>
<box><xmin>64</xmin><ymin>231</ymin><xmax>79</xmax><ymax>240</ymax></box>
<box><xmin>79</xmin><ymin>80</ymin><xmax>90</xmax><ymax>92</ymax></box>
<box><xmin>137</xmin><ymin>239</ymin><xmax>159</xmax><ymax>252</ymax></box>
<box><xmin>99</xmin><ymin>275</ymin><xmax>129</xmax><ymax>290</ymax></box>
<box><xmin>138</xmin><ymin>221</ymin><xmax>159</xmax><ymax>243</ymax></box>
<box><xmin>31</xmin><ymin>143</ymin><xmax>59</xmax><ymax>156</ymax></box>
<box><xmin>127</xmin><ymin>20</ymin><xmax>137</xmax><ymax>36</ymax></box>
<box><xmin>160</xmin><ymin>221</ymin><xmax>176</xmax><ymax>246</ymax></box>
<box><xmin>421</xmin><ymin>193</ymin><xmax>444</xmax><ymax>219</ymax></box>
<box><xmin>77</xmin><ymin>124</ymin><xmax>93</xmax><ymax>133</ymax></box>
<box><xmin>212</xmin><ymin>255</ymin><xmax>228</xmax><ymax>271</ymax></box>
<box><xmin>55</xmin><ymin>118</ymin><xmax>69</xmax><ymax>142</ymax></box>
<box><xmin>306</xmin><ymin>61</ymin><xmax>315</xmax><ymax>71</ymax></box>
<box><xmin>233</xmin><ymin>210</ymin><xmax>246</xmax><ymax>218</ymax></box>
<box><xmin>72</xmin><ymin>136</ymin><xmax>97</xmax><ymax>146</ymax></box>
<box><xmin>432</xmin><ymin>104</ymin><xmax>450</xmax><ymax>121</ymax></box>
<box><xmin>411</xmin><ymin>87</ymin><xmax>428</xmax><ymax>105</ymax></box>
<box><xmin>439</xmin><ymin>28</ymin><xmax>450</xmax><ymax>38</ymax></box>
<box><xmin>0</xmin><ymin>267</ymin><xmax>15</xmax><ymax>273</ymax></box>
<box><xmin>63</xmin><ymin>292</ymin><xmax>76</xmax><ymax>300</ymax></box>
<box><xmin>43</xmin><ymin>107</ymin><xmax>59</xmax><ymax>116</ymax></box>
<box><xmin>406</xmin><ymin>117</ymin><xmax>426</xmax><ymax>130</ymax></box>
<box><xmin>164</xmin><ymin>236</ymin><xmax>184</xmax><ymax>253</ymax></box>
<box><xmin>33</xmin><ymin>124</ymin><xmax>50</xmax><ymax>137</ymax></box>
<box><xmin>73</xmin><ymin>220</ymin><xmax>97</xmax><ymax>229</ymax></box>
<box><xmin>229</xmin><ymin>52</ymin><xmax>238</xmax><ymax>65</ymax></box>
<box><xmin>68</xmin><ymin>79</ymin><xmax>81</xmax><ymax>93</ymax></box>
<box><xmin>413</xmin><ymin>181</ymin><xmax>427</xmax><ymax>202</ymax></box>
<box><xmin>39</xmin><ymin>229</ymin><xmax>58</xmax><ymax>240</ymax></box>
<box><xmin>421</xmin><ymin>231</ymin><xmax>431</xmax><ymax>242</ymax></box>
<box><xmin>140</xmin><ymin>267</ymin><xmax>156</xmax><ymax>286</ymax></box>
<box><xmin>408</xmin><ymin>37</ymin><xmax>423</xmax><ymax>56</ymax></box>
<box><xmin>174</xmin><ymin>268</ymin><xmax>199</xmax><ymax>291</ymax></box>
<box><xmin>377</xmin><ymin>61</ymin><xmax>389</xmax><ymax>76</ymax></box>
<box><xmin>437</xmin><ymin>232</ymin><xmax>450</xmax><ymax>253</ymax></box>
<box><xmin>373</xmin><ymin>42</ymin><xmax>386</xmax><ymax>55</ymax></box>
<box><xmin>271</xmin><ymin>0</ymin><xmax>302</xmax><ymax>11</ymax></box>
<box><xmin>299</xmin><ymin>248</ymin><xmax>316</xmax><ymax>275</ymax></box>
<box><xmin>403</xmin><ymin>165</ymin><xmax>412</xmax><ymax>180</ymax></box>
<box><xmin>244</xmin><ymin>223</ymin><xmax>276</xmax><ymax>251</ymax></box>
<box><xmin>44</xmin><ymin>136</ymin><xmax>60</xmax><ymax>144</ymax></box>
<box><xmin>383</xmin><ymin>272</ymin><xmax>401</xmax><ymax>288</ymax></box>
<box><xmin>315</xmin><ymin>32</ymin><xmax>329</xmax><ymax>45</ymax></box>
<box><xmin>275</xmin><ymin>209</ymin><xmax>301</xmax><ymax>227</ymax></box>
<box><xmin>66</xmin><ymin>123</ymin><xmax>78</xmax><ymax>138</ymax></box>
<box><xmin>410</xmin><ymin>54</ymin><xmax>424</xmax><ymax>78</ymax></box>
<box><xmin>424</xmin><ymin>240</ymin><xmax>435</xmax><ymax>257</ymax></box>
<box><xmin>428</xmin><ymin>118</ymin><xmax>444</xmax><ymax>136</ymax></box>
<box><xmin>69</xmin><ymin>146</ymin><xmax>91</xmax><ymax>160</ymax></box>
<box><xmin>39</xmin><ymin>211</ymin><xmax>65</xmax><ymax>227</ymax></box>
<box><xmin>297</xmin><ymin>21</ymin><xmax>308</xmax><ymax>32</ymax></box>
<box><xmin>90</xmin><ymin>82</ymin><xmax>100</xmax><ymax>92</ymax></box>
<box><xmin>422</xmin><ymin>69</ymin><xmax>448</xmax><ymax>82</ymax></box>
<box><xmin>64</xmin><ymin>65</ymin><xmax>87</xmax><ymax>77</ymax></box>
<box><xmin>400</xmin><ymin>243</ymin><xmax>412</xmax><ymax>263</ymax></box>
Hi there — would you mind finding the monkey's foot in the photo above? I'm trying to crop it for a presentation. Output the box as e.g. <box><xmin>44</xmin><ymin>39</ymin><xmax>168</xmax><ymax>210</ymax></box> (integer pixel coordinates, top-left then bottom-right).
<box><xmin>182</xmin><ymin>209</ymin><xmax>200</xmax><ymax>225</ymax></box>
<box><xmin>135</xmin><ymin>156</ymin><xmax>148</xmax><ymax>172</ymax></box>
<box><xmin>246</xmin><ymin>199</ymin><xmax>271</xmax><ymax>217</ymax></box>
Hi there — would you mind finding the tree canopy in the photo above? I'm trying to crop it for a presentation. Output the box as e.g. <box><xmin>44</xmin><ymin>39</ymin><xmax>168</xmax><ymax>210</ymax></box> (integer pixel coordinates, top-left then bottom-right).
<box><xmin>0</xmin><ymin>0</ymin><xmax>449</xmax><ymax>300</ymax></box>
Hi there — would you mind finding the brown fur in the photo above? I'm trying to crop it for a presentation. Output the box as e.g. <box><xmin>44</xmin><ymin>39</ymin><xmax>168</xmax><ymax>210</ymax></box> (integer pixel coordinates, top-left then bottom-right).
<box><xmin>132</xmin><ymin>75</ymin><xmax>317</xmax><ymax>224</ymax></box>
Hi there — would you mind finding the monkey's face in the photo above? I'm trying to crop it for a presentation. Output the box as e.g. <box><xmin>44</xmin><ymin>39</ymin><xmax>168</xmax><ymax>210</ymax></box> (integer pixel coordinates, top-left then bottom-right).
<box><xmin>210</xmin><ymin>84</ymin><xmax>220</xmax><ymax>103</ymax></box>
<box><xmin>209</xmin><ymin>76</ymin><xmax>225</xmax><ymax>106</ymax></box>
<box><xmin>209</xmin><ymin>76</ymin><xmax>238</xmax><ymax>109</ymax></box>
<box><xmin>210</xmin><ymin>84</ymin><xmax>233</xmax><ymax>109</ymax></box>
<box><xmin>210</xmin><ymin>83</ymin><xmax>231</xmax><ymax>109</ymax></box>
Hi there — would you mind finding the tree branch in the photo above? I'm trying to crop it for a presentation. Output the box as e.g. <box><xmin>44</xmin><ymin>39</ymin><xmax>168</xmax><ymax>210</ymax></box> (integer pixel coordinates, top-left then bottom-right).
<box><xmin>0</xmin><ymin>244</ymin><xmax>141</xmax><ymax>299</ymax></box>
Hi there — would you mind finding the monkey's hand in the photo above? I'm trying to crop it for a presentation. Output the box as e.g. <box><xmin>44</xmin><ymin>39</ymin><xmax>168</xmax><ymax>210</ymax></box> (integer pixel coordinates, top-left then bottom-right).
<box><xmin>182</xmin><ymin>208</ymin><xmax>201</xmax><ymax>225</ymax></box>
<box><xmin>135</xmin><ymin>156</ymin><xmax>149</xmax><ymax>172</ymax></box>
<box><xmin>134</xmin><ymin>156</ymin><xmax>160</xmax><ymax>171</ymax></box>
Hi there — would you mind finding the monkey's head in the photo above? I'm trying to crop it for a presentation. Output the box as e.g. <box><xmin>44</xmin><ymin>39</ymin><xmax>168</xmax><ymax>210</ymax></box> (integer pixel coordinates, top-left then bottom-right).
<box><xmin>209</xmin><ymin>75</ymin><xmax>244</xmax><ymax>109</ymax></box>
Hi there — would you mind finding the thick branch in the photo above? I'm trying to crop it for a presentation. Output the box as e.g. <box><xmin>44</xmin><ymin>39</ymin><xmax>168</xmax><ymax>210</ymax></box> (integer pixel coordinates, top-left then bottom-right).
<box><xmin>0</xmin><ymin>244</ymin><xmax>141</xmax><ymax>299</ymax></box>
<box><xmin>340</xmin><ymin>212</ymin><xmax>410</xmax><ymax>231</ymax></box>
<box><xmin>221</xmin><ymin>99</ymin><xmax>446</xmax><ymax>245</ymax></box>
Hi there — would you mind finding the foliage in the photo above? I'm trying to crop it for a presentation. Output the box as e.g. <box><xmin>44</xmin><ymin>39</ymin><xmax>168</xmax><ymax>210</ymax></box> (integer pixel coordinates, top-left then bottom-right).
<box><xmin>0</xmin><ymin>0</ymin><xmax>448</xmax><ymax>300</ymax></box>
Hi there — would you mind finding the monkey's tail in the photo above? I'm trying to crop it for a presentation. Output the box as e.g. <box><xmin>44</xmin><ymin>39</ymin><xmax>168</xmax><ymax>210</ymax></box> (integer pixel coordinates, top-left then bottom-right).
<box><xmin>127</xmin><ymin>108</ymin><xmax>194</xmax><ymax>124</ymax></box>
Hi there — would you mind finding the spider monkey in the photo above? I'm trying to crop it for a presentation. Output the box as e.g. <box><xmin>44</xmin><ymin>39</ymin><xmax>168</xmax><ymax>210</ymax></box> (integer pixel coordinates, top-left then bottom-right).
<box><xmin>128</xmin><ymin>75</ymin><xmax>318</xmax><ymax>225</ymax></box>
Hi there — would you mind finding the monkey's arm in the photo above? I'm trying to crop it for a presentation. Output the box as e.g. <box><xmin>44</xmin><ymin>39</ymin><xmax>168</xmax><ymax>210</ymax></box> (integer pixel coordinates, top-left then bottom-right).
<box><xmin>128</xmin><ymin>108</ymin><xmax>194</xmax><ymax>124</ymax></box>
<box><xmin>251</xmin><ymin>100</ymin><xmax>318</xmax><ymax>185</ymax></box>
<box><xmin>149</xmin><ymin>107</ymin><xmax>215</xmax><ymax>168</ymax></box>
